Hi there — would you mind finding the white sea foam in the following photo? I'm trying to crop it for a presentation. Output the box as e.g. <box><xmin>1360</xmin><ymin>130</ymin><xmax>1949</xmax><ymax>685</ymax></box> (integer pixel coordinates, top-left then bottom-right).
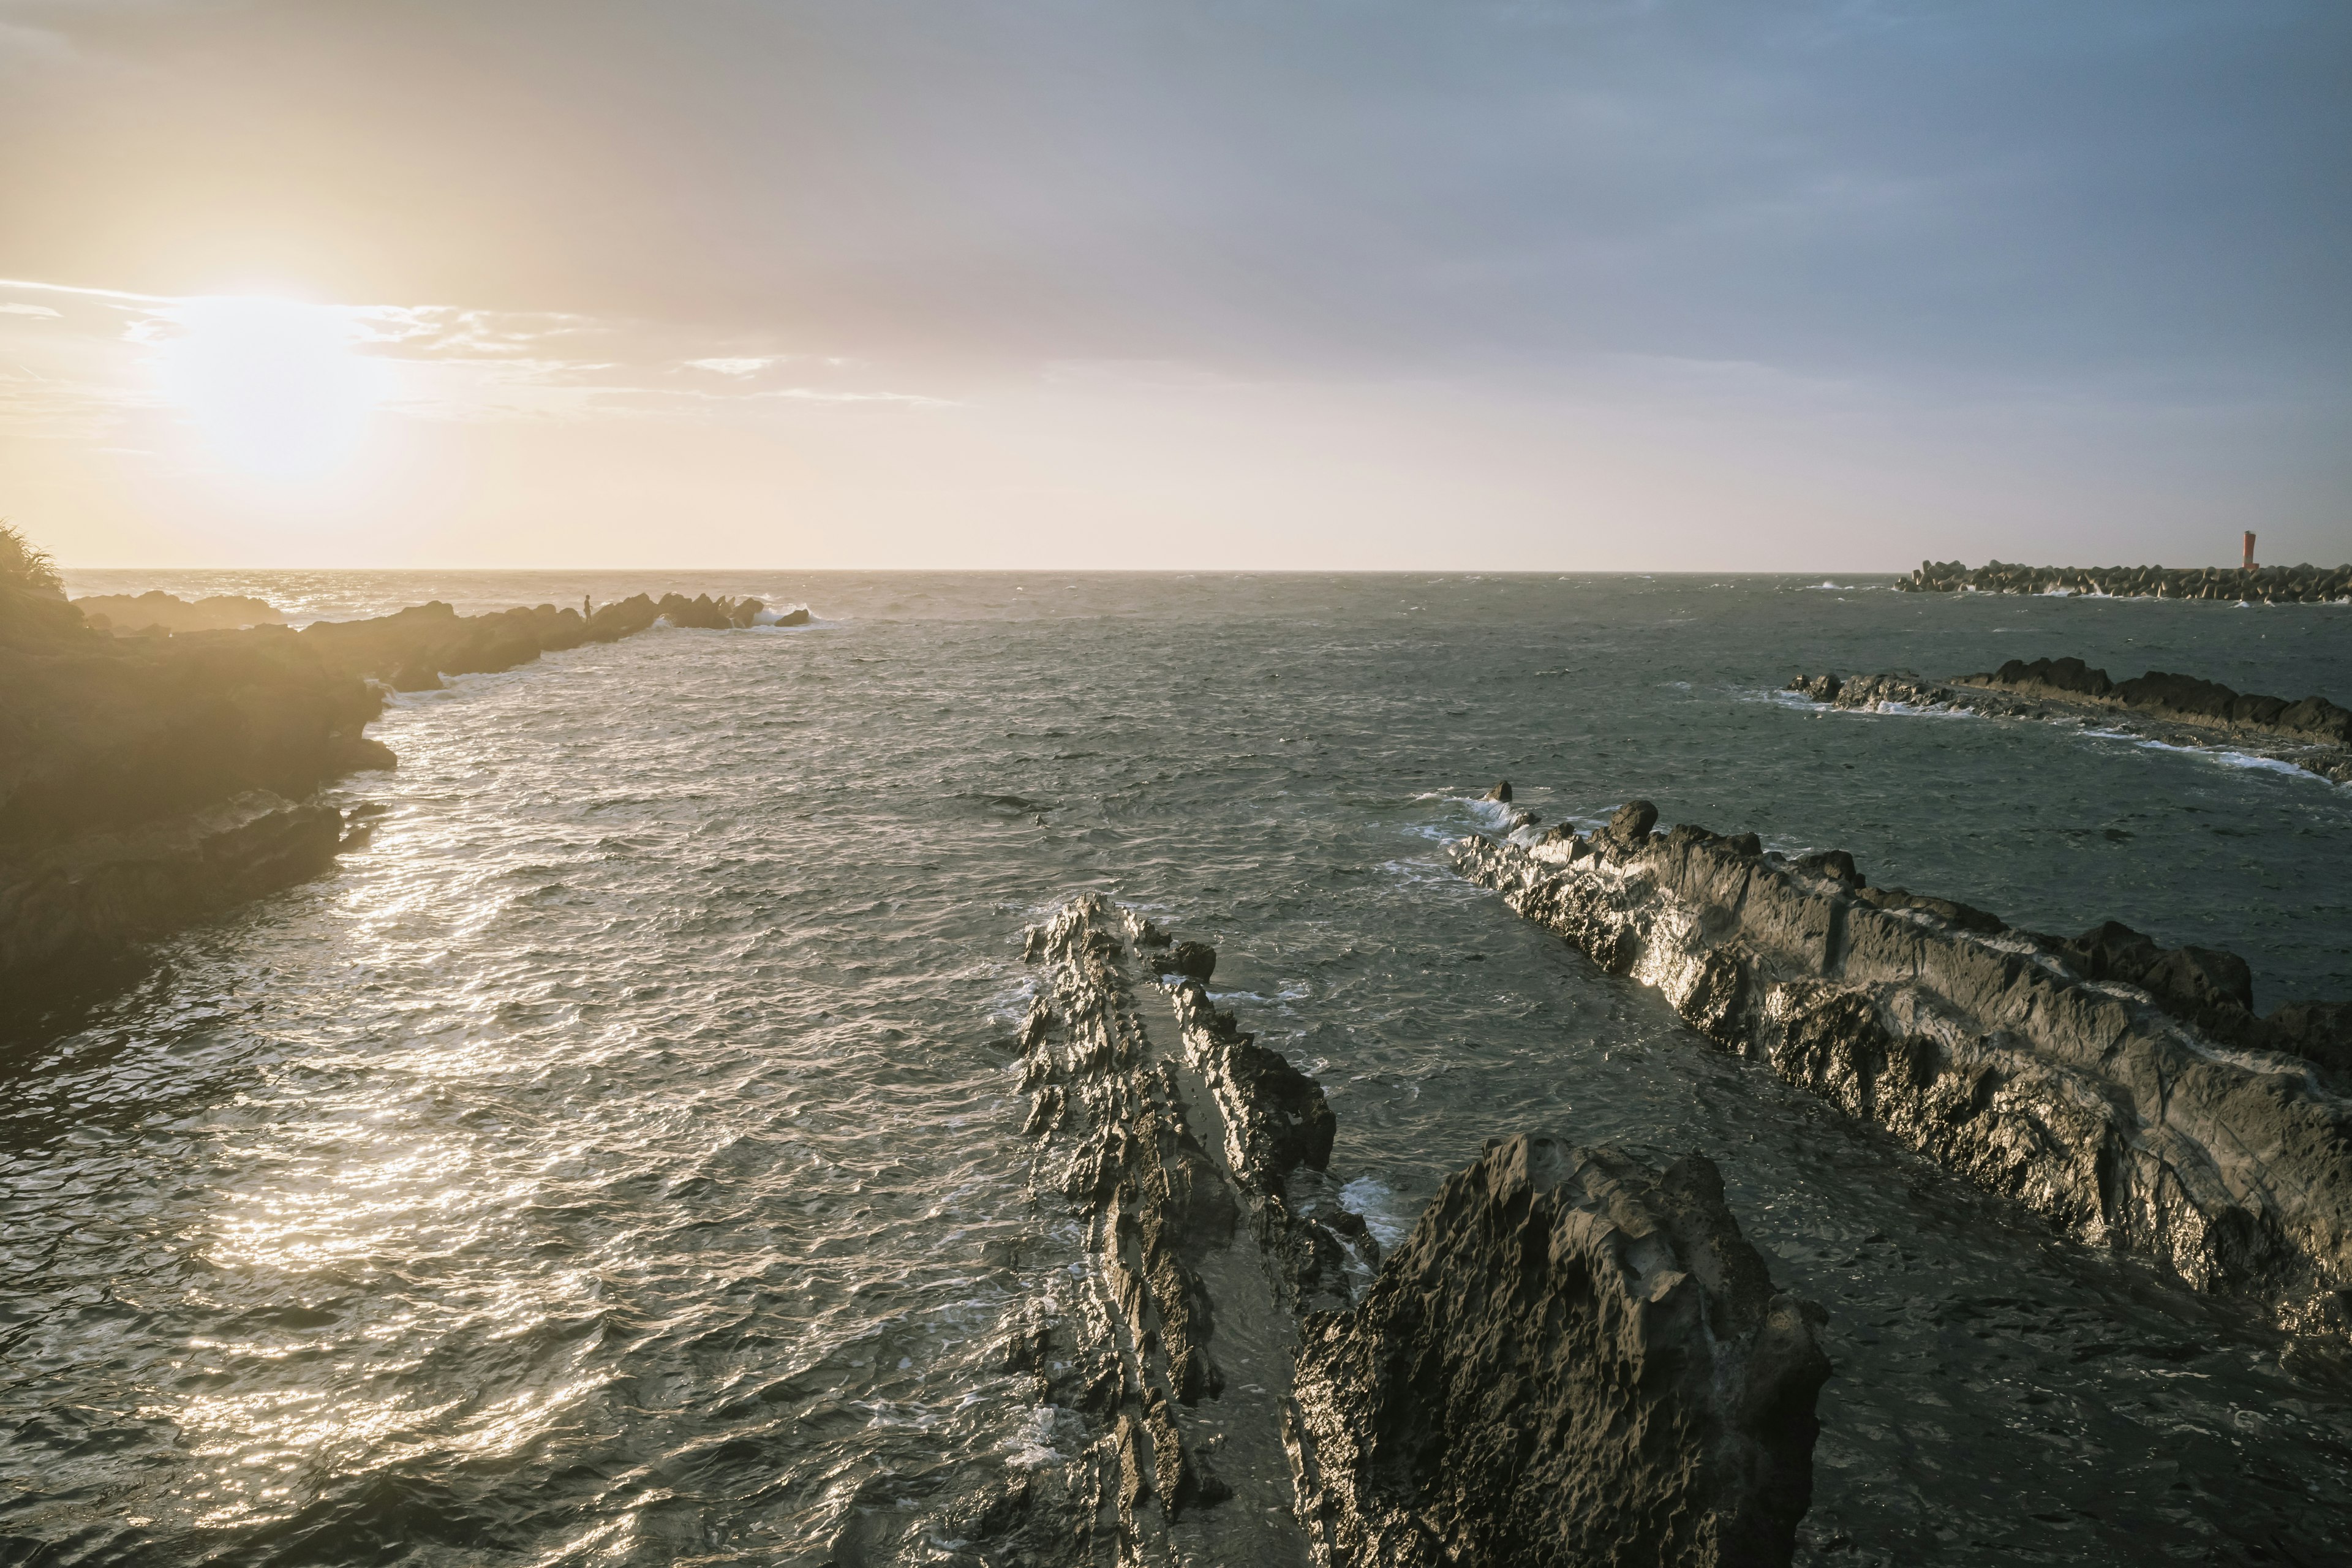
<box><xmin>1340</xmin><ymin>1176</ymin><xmax>1417</xmax><ymax>1250</ymax></box>
<box><xmin>2133</xmin><ymin>739</ymin><xmax>2314</xmax><ymax>777</ymax></box>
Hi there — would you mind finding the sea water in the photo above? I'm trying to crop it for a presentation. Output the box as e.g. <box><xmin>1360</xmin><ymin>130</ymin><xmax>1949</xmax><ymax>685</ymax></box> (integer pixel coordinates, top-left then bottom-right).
<box><xmin>6</xmin><ymin>572</ymin><xmax>2348</xmax><ymax>1564</ymax></box>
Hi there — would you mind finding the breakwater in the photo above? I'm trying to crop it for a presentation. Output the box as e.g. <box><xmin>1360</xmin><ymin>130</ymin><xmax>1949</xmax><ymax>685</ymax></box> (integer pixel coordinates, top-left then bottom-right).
<box><xmin>1454</xmin><ymin>805</ymin><xmax>2352</xmax><ymax>1341</ymax></box>
<box><xmin>989</xmin><ymin>894</ymin><xmax>1826</xmax><ymax>1567</ymax></box>
<box><xmin>1897</xmin><ymin>559</ymin><xmax>2351</xmax><ymax>601</ymax></box>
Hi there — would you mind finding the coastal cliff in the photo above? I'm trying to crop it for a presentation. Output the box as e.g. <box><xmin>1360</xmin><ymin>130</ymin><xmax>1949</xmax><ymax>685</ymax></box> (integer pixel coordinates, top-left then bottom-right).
<box><xmin>977</xmin><ymin>894</ymin><xmax>1827</xmax><ymax>1567</ymax></box>
<box><xmin>1897</xmin><ymin>559</ymin><xmax>2351</xmax><ymax>601</ymax></box>
<box><xmin>1</xmin><ymin>565</ymin><xmax>385</xmax><ymax>1004</ymax></box>
<box><xmin>1788</xmin><ymin>658</ymin><xmax>2352</xmax><ymax>786</ymax></box>
<box><xmin>1454</xmin><ymin>805</ymin><xmax>2352</xmax><ymax>1340</ymax></box>
<box><xmin>2</xmin><ymin>539</ymin><xmax>787</xmax><ymax>1008</ymax></box>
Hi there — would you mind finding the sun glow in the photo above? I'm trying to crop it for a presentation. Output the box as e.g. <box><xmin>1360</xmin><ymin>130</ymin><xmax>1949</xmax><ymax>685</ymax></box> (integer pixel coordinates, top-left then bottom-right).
<box><xmin>151</xmin><ymin>295</ymin><xmax>389</xmax><ymax>480</ymax></box>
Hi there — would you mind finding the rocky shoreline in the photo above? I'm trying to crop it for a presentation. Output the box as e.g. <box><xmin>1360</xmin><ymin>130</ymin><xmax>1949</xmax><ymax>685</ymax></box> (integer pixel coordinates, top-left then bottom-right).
<box><xmin>1</xmin><ymin>578</ymin><xmax>794</xmax><ymax>1011</ymax></box>
<box><xmin>1787</xmin><ymin>657</ymin><xmax>2352</xmax><ymax>785</ymax></box>
<box><xmin>1896</xmin><ymin>559</ymin><xmax>2352</xmax><ymax>601</ymax></box>
<box><xmin>1453</xmin><ymin>805</ymin><xmax>2352</xmax><ymax>1343</ymax></box>
<box><xmin>974</xmin><ymin>894</ymin><xmax>1828</xmax><ymax>1566</ymax></box>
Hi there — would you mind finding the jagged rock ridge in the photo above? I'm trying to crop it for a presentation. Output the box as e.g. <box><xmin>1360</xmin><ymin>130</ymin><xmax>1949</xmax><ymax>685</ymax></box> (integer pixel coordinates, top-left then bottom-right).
<box><xmin>977</xmin><ymin>895</ymin><xmax>1367</xmax><ymax>1564</ymax></box>
<box><xmin>1785</xmin><ymin>658</ymin><xmax>2352</xmax><ymax>786</ymax></box>
<box><xmin>971</xmin><ymin>895</ymin><xmax>1829</xmax><ymax>1568</ymax></box>
<box><xmin>1454</xmin><ymin>804</ymin><xmax>2352</xmax><ymax>1341</ymax></box>
<box><xmin>1289</xmin><ymin>1136</ymin><xmax>1829</xmax><ymax>1568</ymax></box>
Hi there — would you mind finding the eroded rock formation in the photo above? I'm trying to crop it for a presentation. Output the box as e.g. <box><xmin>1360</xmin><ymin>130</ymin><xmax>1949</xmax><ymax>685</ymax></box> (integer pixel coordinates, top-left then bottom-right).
<box><xmin>1289</xmin><ymin>1137</ymin><xmax>1829</xmax><ymax>1568</ymax></box>
<box><xmin>976</xmin><ymin>894</ymin><xmax>1826</xmax><ymax>1567</ymax></box>
<box><xmin>1787</xmin><ymin>661</ymin><xmax>2352</xmax><ymax>786</ymax></box>
<box><xmin>1455</xmin><ymin>805</ymin><xmax>2352</xmax><ymax>1340</ymax></box>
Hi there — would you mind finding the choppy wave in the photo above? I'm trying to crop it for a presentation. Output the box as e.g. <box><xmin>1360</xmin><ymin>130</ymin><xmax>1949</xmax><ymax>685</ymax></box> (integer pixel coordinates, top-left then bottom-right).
<box><xmin>10</xmin><ymin>570</ymin><xmax>2352</xmax><ymax>1566</ymax></box>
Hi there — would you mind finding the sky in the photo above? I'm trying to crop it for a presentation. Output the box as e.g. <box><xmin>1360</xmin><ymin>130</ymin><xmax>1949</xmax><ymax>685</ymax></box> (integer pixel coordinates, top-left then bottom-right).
<box><xmin>2</xmin><ymin>0</ymin><xmax>2348</xmax><ymax>570</ymax></box>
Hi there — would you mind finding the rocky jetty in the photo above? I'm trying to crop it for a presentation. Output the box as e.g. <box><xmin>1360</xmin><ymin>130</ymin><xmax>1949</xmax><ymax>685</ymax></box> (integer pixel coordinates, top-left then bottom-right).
<box><xmin>1289</xmin><ymin>1137</ymin><xmax>1829</xmax><ymax>1568</ymax></box>
<box><xmin>976</xmin><ymin>894</ymin><xmax>1827</xmax><ymax>1567</ymax></box>
<box><xmin>1897</xmin><ymin>559</ymin><xmax>2352</xmax><ymax>602</ymax></box>
<box><xmin>983</xmin><ymin>896</ymin><xmax>1370</xmax><ymax>1563</ymax></box>
<box><xmin>1787</xmin><ymin>659</ymin><xmax>2352</xmax><ymax>785</ymax></box>
<box><xmin>74</xmin><ymin>589</ymin><xmax>284</xmax><ymax>635</ymax></box>
<box><xmin>1454</xmin><ymin>805</ymin><xmax>2352</xmax><ymax>1340</ymax></box>
<box><xmin>2</xmin><ymin>534</ymin><xmax>787</xmax><ymax>1007</ymax></box>
<box><xmin>299</xmin><ymin>590</ymin><xmax>775</xmax><ymax>691</ymax></box>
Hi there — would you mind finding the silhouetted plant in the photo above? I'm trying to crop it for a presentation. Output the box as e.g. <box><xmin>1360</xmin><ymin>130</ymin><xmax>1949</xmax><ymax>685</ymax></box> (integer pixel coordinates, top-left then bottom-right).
<box><xmin>1</xmin><ymin>519</ymin><xmax>66</xmax><ymax>598</ymax></box>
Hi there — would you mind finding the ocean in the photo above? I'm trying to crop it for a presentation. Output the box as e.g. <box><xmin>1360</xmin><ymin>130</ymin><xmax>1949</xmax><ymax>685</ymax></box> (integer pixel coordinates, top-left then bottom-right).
<box><xmin>7</xmin><ymin>570</ymin><xmax>2349</xmax><ymax>1564</ymax></box>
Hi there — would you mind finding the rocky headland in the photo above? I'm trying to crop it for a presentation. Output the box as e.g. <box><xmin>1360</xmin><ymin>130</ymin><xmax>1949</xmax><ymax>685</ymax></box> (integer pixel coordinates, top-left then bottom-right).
<box><xmin>1897</xmin><ymin>559</ymin><xmax>2352</xmax><ymax>602</ymax></box>
<box><xmin>1453</xmin><ymin>804</ymin><xmax>2352</xmax><ymax>1342</ymax></box>
<box><xmin>973</xmin><ymin>894</ymin><xmax>1828</xmax><ymax>1566</ymax></box>
<box><xmin>1787</xmin><ymin>658</ymin><xmax>2352</xmax><ymax>785</ymax></box>
<box><xmin>1</xmin><ymin>541</ymin><xmax>792</xmax><ymax>1010</ymax></box>
<box><xmin>73</xmin><ymin>589</ymin><xmax>284</xmax><ymax>635</ymax></box>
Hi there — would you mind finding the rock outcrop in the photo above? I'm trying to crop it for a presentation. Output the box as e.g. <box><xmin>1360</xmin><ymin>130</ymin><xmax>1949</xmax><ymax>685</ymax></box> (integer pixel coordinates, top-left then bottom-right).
<box><xmin>977</xmin><ymin>894</ymin><xmax>1826</xmax><ymax>1567</ymax></box>
<box><xmin>1787</xmin><ymin>662</ymin><xmax>2352</xmax><ymax>786</ymax></box>
<box><xmin>2</xmin><ymin>552</ymin><xmax>785</xmax><ymax>1007</ymax></box>
<box><xmin>1</xmin><ymin>575</ymin><xmax>388</xmax><ymax>1006</ymax></box>
<box><xmin>1898</xmin><ymin>559</ymin><xmax>2352</xmax><ymax>603</ymax></box>
<box><xmin>1454</xmin><ymin>805</ymin><xmax>2352</xmax><ymax>1340</ymax></box>
<box><xmin>1289</xmin><ymin>1137</ymin><xmax>1829</xmax><ymax>1568</ymax></box>
<box><xmin>986</xmin><ymin>895</ymin><xmax>1368</xmax><ymax>1564</ymax></box>
<box><xmin>74</xmin><ymin>590</ymin><xmax>284</xmax><ymax>635</ymax></box>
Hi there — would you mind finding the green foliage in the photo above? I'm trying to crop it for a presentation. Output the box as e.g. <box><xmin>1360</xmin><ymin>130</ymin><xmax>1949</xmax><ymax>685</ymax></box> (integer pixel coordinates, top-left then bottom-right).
<box><xmin>0</xmin><ymin>519</ymin><xmax>65</xmax><ymax>598</ymax></box>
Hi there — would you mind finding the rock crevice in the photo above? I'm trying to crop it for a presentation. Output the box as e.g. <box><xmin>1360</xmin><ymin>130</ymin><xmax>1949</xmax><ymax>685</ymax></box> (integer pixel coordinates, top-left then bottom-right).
<box><xmin>981</xmin><ymin>894</ymin><xmax>1829</xmax><ymax>1567</ymax></box>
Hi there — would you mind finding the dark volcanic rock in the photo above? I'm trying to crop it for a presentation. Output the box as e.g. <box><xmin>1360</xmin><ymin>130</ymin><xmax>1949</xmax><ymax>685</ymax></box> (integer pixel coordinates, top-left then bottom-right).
<box><xmin>1454</xmin><ymin>809</ymin><xmax>2352</xmax><ymax>1338</ymax></box>
<box><xmin>1993</xmin><ymin>655</ymin><xmax>2111</xmax><ymax>699</ymax></box>
<box><xmin>2054</xmin><ymin>920</ymin><xmax>2253</xmax><ymax>1016</ymax></box>
<box><xmin>991</xmin><ymin>895</ymin><xmax>1821</xmax><ymax>1566</ymax></box>
<box><xmin>1483</xmin><ymin>779</ymin><xmax>1512</xmax><ymax>802</ymax></box>
<box><xmin>0</xmin><ymin>593</ymin><xmax>382</xmax><ymax>1000</ymax></box>
<box><xmin>1290</xmin><ymin>1136</ymin><xmax>1828</xmax><ymax>1568</ymax></box>
<box><xmin>1602</xmin><ymin>798</ymin><xmax>1657</xmax><ymax>850</ymax></box>
<box><xmin>1793</xmin><ymin>662</ymin><xmax>2352</xmax><ymax>785</ymax></box>
<box><xmin>0</xmin><ymin>790</ymin><xmax>344</xmax><ymax>1001</ymax></box>
<box><xmin>1155</xmin><ymin>940</ymin><xmax>1218</xmax><ymax>982</ymax></box>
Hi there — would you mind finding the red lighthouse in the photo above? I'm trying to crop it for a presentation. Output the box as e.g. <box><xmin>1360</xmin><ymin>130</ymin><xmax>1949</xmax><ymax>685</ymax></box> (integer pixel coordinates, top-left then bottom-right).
<box><xmin>2243</xmin><ymin>530</ymin><xmax>2257</xmax><ymax>570</ymax></box>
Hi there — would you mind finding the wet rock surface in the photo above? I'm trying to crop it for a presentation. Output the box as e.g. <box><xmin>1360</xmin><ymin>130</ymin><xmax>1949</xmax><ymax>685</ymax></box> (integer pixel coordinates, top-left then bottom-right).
<box><xmin>1454</xmin><ymin>809</ymin><xmax>2352</xmax><ymax>1341</ymax></box>
<box><xmin>1289</xmin><ymin>1136</ymin><xmax>1829</xmax><ymax>1568</ymax></box>
<box><xmin>987</xmin><ymin>895</ymin><xmax>1360</xmax><ymax>1564</ymax></box>
<box><xmin>1898</xmin><ymin>559</ymin><xmax>2352</xmax><ymax>603</ymax></box>
<box><xmin>1787</xmin><ymin>661</ymin><xmax>2352</xmax><ymax>785</ymax></box>
<box><xmin>983</xmin><ymin>894</ymin><xmax>1826</xmax><ymax>1567</ymax></box>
